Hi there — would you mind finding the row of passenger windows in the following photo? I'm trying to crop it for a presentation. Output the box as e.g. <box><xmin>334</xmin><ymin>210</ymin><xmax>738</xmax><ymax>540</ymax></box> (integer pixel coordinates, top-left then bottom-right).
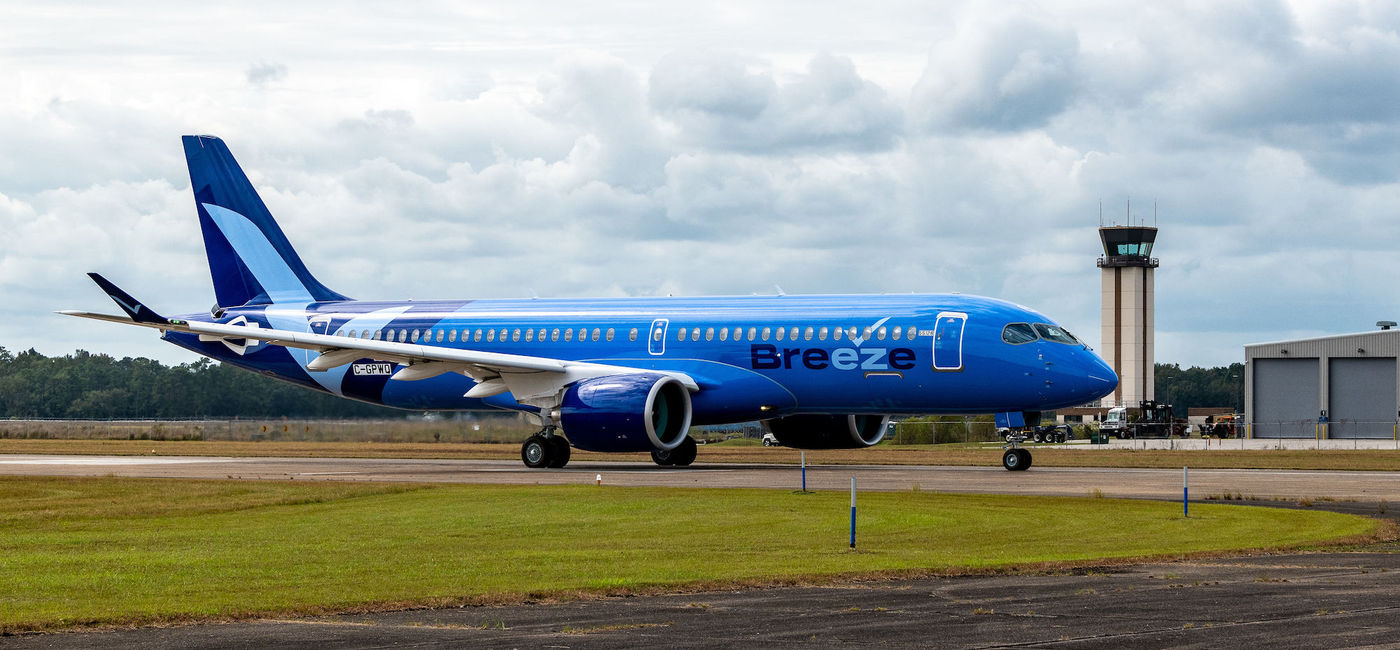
<box><xmin>668</xmin><ymin>324</ymin><xmax>920</xmax><ymax>343</ymax></box>
<box><xmin>1001</xmin><ymin>322</ymin><xmax>1081</xmax><ymax>345</ymax></box>
<box><xmin>337</xmin><ymin>326</ymin><xmax>622</xmax><ymax>344</ymax></box>
<box><xmin>332</xmin><ymin>323</ymin><xmax>924</xmax><ymax>345</ymax></box>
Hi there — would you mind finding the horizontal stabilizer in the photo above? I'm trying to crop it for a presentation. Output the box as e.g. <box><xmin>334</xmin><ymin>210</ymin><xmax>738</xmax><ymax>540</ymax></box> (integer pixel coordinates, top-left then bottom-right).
<box><xmin>85</xmin><ymin>273</ymin><xmax>167</xmax><ymax>324</ymax></box>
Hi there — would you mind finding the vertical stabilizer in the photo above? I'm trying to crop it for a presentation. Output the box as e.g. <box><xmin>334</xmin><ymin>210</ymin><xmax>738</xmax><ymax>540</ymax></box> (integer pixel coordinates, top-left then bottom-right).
<box><xmin>183</xmin><ymin>135</ymin><xmax>348</xmax><ymax>306</ymax></box>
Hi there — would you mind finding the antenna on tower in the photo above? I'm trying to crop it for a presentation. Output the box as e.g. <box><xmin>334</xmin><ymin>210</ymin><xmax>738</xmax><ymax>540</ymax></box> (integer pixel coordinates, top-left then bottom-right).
<box><xmin>1126</xmin><ymin>197</ymin><xmax>1131</xmax><ymax>226</ymax></box>
<box><xmin>1154</xmin><ymin>199</ymin><xmax>1158</xmax><ymax>227</ymax></box>
<box><xmin>1099</xmin><ymin>200</ymin><xmax>1103</xmax><ymax>227</ymax></box>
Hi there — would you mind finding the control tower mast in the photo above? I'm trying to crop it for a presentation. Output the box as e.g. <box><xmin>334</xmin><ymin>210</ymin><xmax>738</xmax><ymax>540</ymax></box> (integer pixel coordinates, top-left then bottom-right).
<box><xmin>1098</xmin><ymin>225</ymin><xmax>1158</xmax><ymax>407</ymax></box>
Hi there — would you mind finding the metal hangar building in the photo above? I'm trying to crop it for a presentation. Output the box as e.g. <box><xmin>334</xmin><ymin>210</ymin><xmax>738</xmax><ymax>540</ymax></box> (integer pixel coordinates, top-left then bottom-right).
<box><xmin>1245</xmin><ymin>327</ymin><xmax>1400</xmax><ymax>438</ymax></box>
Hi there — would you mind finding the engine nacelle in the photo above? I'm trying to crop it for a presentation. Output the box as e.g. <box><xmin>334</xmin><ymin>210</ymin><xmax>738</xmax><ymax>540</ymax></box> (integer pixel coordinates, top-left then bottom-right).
<box><xmin>559</xmin><ymin>373</ymin><xmax>693</xmax><ymax>452</ymax></box>
<box><xmin>763</xmin><ymin>414</ymin><xmax>890</xmax><ymax>449</ymax></box>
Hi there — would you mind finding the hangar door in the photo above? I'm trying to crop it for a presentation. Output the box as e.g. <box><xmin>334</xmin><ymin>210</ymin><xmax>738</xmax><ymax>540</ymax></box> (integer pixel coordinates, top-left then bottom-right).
<box><xmin>1328</xmin><ymin>358</ymin><xmax>1396</xmax><ymax>438</ymax></box>
<box><xmin>1253</xmin><ymin>358</ymin><xmax>1319</xmax><ymax>438</ymax></box>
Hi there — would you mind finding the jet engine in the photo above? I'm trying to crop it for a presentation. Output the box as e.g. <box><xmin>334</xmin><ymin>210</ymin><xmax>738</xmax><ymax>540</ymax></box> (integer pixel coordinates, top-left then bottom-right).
<box><xmin>762</xmin><ymin>414</ymin><xmax>890</xmax><ymax>449</ymax></box>
<box><xmin>559</xmin><ymin>373</ymin><xmax>692</xmax><ymax>452</ymax></box>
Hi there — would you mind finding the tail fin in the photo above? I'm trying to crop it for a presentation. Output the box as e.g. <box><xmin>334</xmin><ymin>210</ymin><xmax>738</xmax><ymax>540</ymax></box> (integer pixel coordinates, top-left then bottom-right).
<box><xmin>183</xmin><ymin>135</ymin><xmax>349</xmax><ymax>306</ymax></box>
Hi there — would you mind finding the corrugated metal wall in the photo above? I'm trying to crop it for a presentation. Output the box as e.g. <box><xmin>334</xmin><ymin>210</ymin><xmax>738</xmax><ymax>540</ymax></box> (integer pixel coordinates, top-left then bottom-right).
<box><xmin>1246</xmin><ymin>330</ymin><xmax>1400</xmax><ymax>439</ymax></box>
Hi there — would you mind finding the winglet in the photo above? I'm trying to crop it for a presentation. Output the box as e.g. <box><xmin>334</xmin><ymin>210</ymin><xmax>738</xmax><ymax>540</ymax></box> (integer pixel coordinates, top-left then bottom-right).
<box><xmin>86</xmin><ymin>273</ymin><xmax>167</xmax><ymax>324</ymax></box>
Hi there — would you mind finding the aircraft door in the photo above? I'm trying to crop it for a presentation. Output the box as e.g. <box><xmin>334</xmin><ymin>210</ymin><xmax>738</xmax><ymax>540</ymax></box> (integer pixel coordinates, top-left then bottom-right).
<box><xmin>648</xmin><ymin>318</ymin><xmax>668</xmax><ymax>356</ymax></box>
<box><xmin>932</xmin><ymin>311</ymin><xmax>967</xmax><ymax>371</ymax></box>
<box><xmin>308</xmin><ymin>315</ymin><xmax>332</xmax><ymax>336</ymax></box>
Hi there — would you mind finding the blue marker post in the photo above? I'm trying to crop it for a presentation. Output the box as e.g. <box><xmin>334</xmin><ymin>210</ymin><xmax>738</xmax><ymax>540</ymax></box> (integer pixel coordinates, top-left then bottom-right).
<box><xmin>1183</xmin><ymin>466</ymin><xmax>1189</xmax><ymax>518</ymax></box>
<box><xmin>849</xmin><ymin>477</ymin><xmax>857</xmax><ymax>548</ymax></box>
<box><xmin>801</xmin><ymin>451</ymin><xmax>807</xmax><ymax>493</ymax></box>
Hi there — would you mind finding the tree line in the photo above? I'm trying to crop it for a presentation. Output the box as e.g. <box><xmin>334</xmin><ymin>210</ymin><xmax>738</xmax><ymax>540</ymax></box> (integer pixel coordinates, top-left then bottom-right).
<box><xmin>1154</xmin><ymin>362</ymin><xmax>1245</xmax><ymax>414</ymax></box>
<box><xmin>0</xmin><ymin>347</ymin><xmax>402</xmax><ymax>419</ymax></box>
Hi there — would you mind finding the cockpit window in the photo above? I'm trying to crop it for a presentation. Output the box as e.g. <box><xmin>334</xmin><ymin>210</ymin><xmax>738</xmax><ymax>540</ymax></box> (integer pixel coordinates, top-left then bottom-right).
<box><xmin>1034</xmin><ymin>323</ymin><xmax>1078</xmax><ymax>344</ymax></box>
<box><xmin>1001</xmin><ymin>323</ymin><xmax>1038</xmax><ymax>344</ymax></box>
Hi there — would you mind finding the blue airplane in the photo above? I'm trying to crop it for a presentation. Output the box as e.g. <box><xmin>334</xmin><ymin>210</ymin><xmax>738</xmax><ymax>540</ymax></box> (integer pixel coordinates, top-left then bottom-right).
<box><xmin>63</xmin><ymin>136</ymin><xmax>1117</xmax><ymax>471</ymax></box>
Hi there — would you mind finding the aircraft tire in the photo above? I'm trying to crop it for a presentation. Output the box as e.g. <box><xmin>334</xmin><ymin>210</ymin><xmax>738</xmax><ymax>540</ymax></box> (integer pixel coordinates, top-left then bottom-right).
<box><xmin>670</xmin><ymin>437</ymin><xmax>698</xmax><ymax>466</ymax></box>
<box><xmin>650</xmin><ymin>448</ymin><xmax>676</xmax><ymax>466</ymax></box>
<box><xmin>547</xmin><ymin>436</ymin><xmax>571</xmax><ymax>468</ymax></box>
<box><xmin>1002</xmin><ymin>448</ymin><xmax>1032</xmax><ymax>471</ymax></box>
<box><xmin>522</xmin><ymin>435</ymin><xmax>553</xmax><ymax>469</ymax></box>
<box><xmin>1002</xmin><ymin>449</ymin><xmax>1021</xmax><ymax>471</ymax></box>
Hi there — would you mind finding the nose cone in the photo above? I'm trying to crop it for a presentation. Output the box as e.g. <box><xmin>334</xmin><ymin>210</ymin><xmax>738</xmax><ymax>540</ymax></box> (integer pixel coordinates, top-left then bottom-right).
<box><xmin>1080</xmin><ymin>349</ymin><xmax>1118</xmax><ymax>401</ymax></box>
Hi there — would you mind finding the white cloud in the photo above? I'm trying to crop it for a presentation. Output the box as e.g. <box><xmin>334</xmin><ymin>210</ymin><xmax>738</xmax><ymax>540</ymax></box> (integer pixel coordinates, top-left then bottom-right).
<box><xmin>2</xmin><ymin>1</ymin><xmax>1400</xmax><ymax>371</ymax></box>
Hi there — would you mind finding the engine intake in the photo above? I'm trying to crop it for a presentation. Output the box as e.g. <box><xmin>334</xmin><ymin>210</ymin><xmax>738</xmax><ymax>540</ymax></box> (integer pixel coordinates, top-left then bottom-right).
<box><xmin>560</xmin><ymin>373</ymin><xmax>693</xmax><ymax>452</ymax></box>
<box><xmin>763</xmin><ymin>414</ymin><xmax>890</xmax><ymax>449</ymax></box>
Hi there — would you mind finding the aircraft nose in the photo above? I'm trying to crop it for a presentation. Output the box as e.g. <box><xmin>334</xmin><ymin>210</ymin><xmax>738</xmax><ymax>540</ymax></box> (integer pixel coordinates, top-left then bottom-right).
<box><xmin>1079</xmin><ymin>349</ymin><xmax>1118</xmax><ymax>399</ymax></box>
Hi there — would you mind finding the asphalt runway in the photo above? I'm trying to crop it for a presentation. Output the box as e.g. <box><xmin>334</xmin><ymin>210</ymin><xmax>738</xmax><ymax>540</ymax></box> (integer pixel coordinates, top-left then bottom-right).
<box><xmin>6</xmin><ymin>454</ymin><xmax>1400</xmax><ymax>648</ymax></box>
<box><xmin>4</xmin><ymin>453</ymin><xmax>1400</xmax><ymax>502</ymax></box>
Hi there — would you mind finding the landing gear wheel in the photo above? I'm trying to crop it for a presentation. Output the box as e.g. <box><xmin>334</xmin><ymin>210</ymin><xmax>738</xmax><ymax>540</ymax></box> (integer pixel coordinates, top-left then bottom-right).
<box><xmin>651</xmin><ymin>448</ymin><xmax>676</xmax><ymax>466</ymax></box>
<box><xmin>547</xmin><ymin>435</ymin><xmax>571</xmax><ymax>468</ymax></box>
<box><xmin>670</xmin><ymin>437</ymin><xmax>698</xmax><ymax>467</ymax></box>
<box><xmin>1002</xmin><ymin>448</ymin><xmax>1032</xmax><ymax>471</ymax></box>
<box><xmin>522</xmin><ymin>434</ymin><xmax>552</xmax><ymax>469</ymax></box>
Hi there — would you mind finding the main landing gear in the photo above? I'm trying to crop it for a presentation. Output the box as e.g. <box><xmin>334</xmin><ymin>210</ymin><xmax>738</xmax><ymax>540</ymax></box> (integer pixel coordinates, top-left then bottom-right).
<box><xmin>522</xmin><ymin>427</ymin><xmax>572</xmax><ymax>469</ymax></box>
<box><xmin>651</xmin><ymin>436</ymin><xmax>698</xmax><ymax>467</ymax></box>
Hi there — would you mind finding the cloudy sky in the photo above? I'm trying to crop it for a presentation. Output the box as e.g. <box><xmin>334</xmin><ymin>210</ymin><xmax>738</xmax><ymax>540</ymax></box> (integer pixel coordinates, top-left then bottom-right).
<box><xmin>3</xmin><ymin>1</ymin><xmax>1399</xmax><ymax>368</ymax></box>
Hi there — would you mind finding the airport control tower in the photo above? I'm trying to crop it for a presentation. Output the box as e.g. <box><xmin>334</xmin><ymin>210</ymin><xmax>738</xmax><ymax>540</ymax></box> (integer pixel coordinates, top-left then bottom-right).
<box><xmin>1098</xmin><ymin>225</ymin><xmax>1158</xmax><ymax>407</ymax></box>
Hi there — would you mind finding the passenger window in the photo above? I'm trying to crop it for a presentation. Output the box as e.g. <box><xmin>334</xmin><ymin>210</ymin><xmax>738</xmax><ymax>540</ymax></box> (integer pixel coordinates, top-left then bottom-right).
<box><xmin>719</xmin><ymin>327</ymin><xmax>728</xmax><ymax>341</ymax></box>
<box><xmin>448</xmin><ymin>329</ymin><xmax>456</xmax><ymax>343</ymax></box>
<box><xmin>892</xmin><ymin>326</ymin><xmax>902</xmax><ymax>340</ymax></box>
<box><xmin>525</xmin><ymin>329</ymin><xmax>534</xmax><ymax>342</ymax></box>
<box><xmin>592</xmin><ymin>328</ymin><xmax>601</xmax><ymax>342</ymax></box>
<box><xmin>833</xmin><ymin>327</ymin><xmax>843</xmax><ymax>341</ymax></box>
<box><xmin>565</xmin><ymin>328</ymin><xmax>574</xmax><ymax>342</ymax></box>
<box><xmin>411</xmin><ymin>329</ymin><xmax>420</xmax><ymax>342</ymax></box>
<box><xmin>848</xmin><ymin>326</ymin><xmax>858</xmax><ymax>339</ymax></box>
<box><xmin>650</xmin><ymin>328</ymin><xmax>659</xmax><ymax>342</ymax></box>
<box><xmin>438</xmin><ymin>329</ymin><xmax>446</xmax><ymax>343</ymax></box>
<box><xmin>577</xmin><ymin>328</ymin><xmax>586</xmax><ymax>341</ymax></box>
<box><xmin>804</xmin><ymin>327</ymin><xmax>813</xmax><ymax>341</ymax></box>
<box><xmin>789</xmin><ymin>327</ymin><xmax>798</xmax><ymax>340</ymax></box>
<box><xmin>677</xmin><ymin>328</ymin><xmax>687</xmax><ymax>342</ymax></box>
<box><xmin>606</xmin><ymin>328</ymin><xmax>615</xmax><ymax>342</ymax></box>
<box><xmin>399</xmin><ymin>330</ymin><xmax>409</xmax><ymax>343</ymax></box>
<box><xmin>499</xmin><ymin>329</ymin><xmax>507</xmax><ymax>342</ymax></box>
<box><xmin>629</xmin><ymin>327</ymin><xmax>638</xmax><ymax>342</ymax></box>
<box><xmin>487</xmin><ymin>329</ymin><xmax>496</xmax><ymax>342</ymax></box>
<box><xmin>863</xmin><ymin>326</ymin><xmax>873</xmax><ymax>340</ymax></box>
<box><xmin>705</xmin><ymin>327</ymin><xmax>714</xmax><ymax>341</ymax></box>
<box><xmin>775</xmin><ymin>327</ymin><xmax>785</xmax><ymax>341</ymax></box>
<box><xmin>551</xmin><ymin>328</ymin><xmax>560</xmax><ymax>341</ymax></box>
<box><xmin>690</xmin><ymin>328</ymin><xmax>700</xmax><ymax>342</ymax></box>
<box><xmin>818</xmin><ymin>326</ymin><xmax>828</xmax><ymax>341</ymax></box>
<box><xmin>908</xmin><ymin>327</ymin><xmax>917</xmax><ymax>341</ymax></box>
<box><xmin>510</xmin><ymin>329</ymin><xmax>520</xmax><ymax>342</ymax></box>
<box><xmin>877</xmin><ymin>326</ymin><xmax>887</xmax><ymax>341</ymax></box>
<box><xmin>761</xmin><ymin>327</ymin><xmax>771</xmax><ymax>341</ymax></box>
<box><xmin>474</xmin><ymin>329</ymin><xmax>483</xmax><ymax>342</ymax></box>
<box><xmin>747</xmin><ymin>327</ymin><xmax>757</xmax><ymax>341</ymax></box>
<box><xmin>1001</xmin><ymin>323</ymin><xmax>1038</xmax><ymax>345</ymax></box>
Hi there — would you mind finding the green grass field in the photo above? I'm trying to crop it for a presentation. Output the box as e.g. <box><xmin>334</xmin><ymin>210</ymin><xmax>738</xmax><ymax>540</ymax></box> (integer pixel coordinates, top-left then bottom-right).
<box><xmin>0</xmin><ymin>477</ymin><xmax>1382</xmax><ymax>632</ymax></box>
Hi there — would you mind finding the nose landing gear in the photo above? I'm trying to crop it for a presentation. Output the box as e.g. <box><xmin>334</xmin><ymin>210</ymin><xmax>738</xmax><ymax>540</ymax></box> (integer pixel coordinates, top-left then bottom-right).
<box><xmin>1001</xmin><ymin>435</ymin><xmax>1032</xmax><ymax>471</ymax></box>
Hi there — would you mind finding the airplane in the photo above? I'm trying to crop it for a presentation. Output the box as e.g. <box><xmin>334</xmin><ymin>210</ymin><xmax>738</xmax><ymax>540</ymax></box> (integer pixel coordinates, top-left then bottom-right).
<box><xmin>62</xmin><ymin>135</ymin><xmax>1118</xmax><ymax>471</ymax></box>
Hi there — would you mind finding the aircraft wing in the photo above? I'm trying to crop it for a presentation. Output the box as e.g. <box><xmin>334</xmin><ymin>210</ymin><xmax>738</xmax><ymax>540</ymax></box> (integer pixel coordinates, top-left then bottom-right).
<box><xmin>59</xmin><ymin>309</ymin><xmax>700</xmax><ymax>407</ymax></box>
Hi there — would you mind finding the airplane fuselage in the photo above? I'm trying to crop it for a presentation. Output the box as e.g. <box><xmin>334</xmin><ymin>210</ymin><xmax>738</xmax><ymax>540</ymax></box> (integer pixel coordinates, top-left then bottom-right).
<box><xmin>165</xmin><ymin>292</ymin><xmax>1115</xmax><ymax>423</ymax></box>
